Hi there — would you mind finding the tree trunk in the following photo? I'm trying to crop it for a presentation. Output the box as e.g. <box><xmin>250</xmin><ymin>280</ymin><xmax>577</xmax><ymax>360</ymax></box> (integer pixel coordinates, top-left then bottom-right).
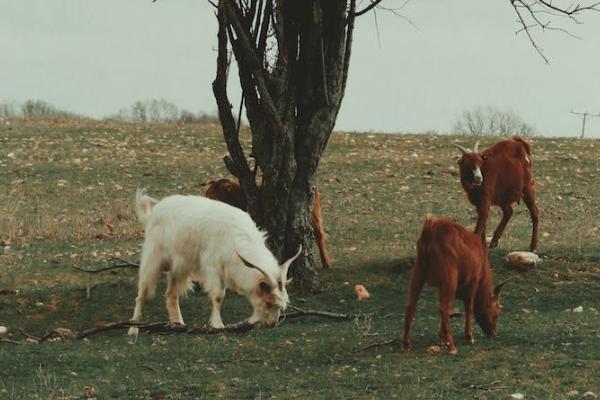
<box><xmin>212</xmin><ymin>0</ymin><xmax>355</xmax><ymax>291</ymax></box>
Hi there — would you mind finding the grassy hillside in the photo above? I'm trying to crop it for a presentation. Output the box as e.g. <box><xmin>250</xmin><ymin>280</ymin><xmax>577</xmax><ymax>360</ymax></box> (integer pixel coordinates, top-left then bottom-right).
<box><xmin>1</xmin><ymin>119</ymin><xmax>598</xmax><ymax>399</ymax></box>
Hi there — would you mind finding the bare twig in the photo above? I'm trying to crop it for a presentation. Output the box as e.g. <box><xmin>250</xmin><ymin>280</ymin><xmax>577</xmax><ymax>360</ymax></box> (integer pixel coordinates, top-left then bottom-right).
<box><xmin>355</xmin><ymin>0</ymin><xmax>385</xmax><ymax>17</ymax></box>
<box><xmin>77</xmin><ymin>320</ymin><xmax>255</xmax><ymax>340</ymax></box>
<box><xmin>510</xmin><ymin>0</ymin><xmax>599</xmax><ymax>63</ymax></box>
<box><xmin>465</xmin><ymin>380</ymin><xmax>510</xmax><ymax>391</ymax></box>
<box><xmin>285</xmin><ymin>304</ymin><xmax>359</xmax><ymax>320</ymax></box>
<box><xmin>72</xmin><ymin>257</ymin><xmax>139</xmax><ymax>274</ymax></box>
<box><xmin>353</xmin><ymin>338</ymin><xmax>402</xmax><ymax>353</ymax></box>
<box><xmin>0</xmin><ymin>338</ymin><xmax>24</xmax><ymax>345</ymax></box>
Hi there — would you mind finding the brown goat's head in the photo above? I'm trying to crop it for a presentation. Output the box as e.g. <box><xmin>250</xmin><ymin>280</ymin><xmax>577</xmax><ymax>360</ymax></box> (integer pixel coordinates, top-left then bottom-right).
<box><xmin>455</xmin><ymin>142</ymin><xmax>487</xmax><ymax>187</ymax></box>
<box><xmin>475</xmin><ymin>279</ymin><xmax>509</xmax><ymax>337</ymax></box>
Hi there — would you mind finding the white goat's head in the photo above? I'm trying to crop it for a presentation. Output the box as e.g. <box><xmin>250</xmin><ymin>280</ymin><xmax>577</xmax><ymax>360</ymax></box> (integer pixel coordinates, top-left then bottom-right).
<box><xmin>237</xmin><ymin>245</ymin><xmax>302</xmax><ymax>327</ymax></box>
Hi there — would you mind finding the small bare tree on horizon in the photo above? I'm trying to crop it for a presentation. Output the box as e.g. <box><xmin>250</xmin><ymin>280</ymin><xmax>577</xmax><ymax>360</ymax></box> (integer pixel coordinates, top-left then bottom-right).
<box><xmin>454</xmin><ymin>106</ymin><xmax>536</xmax><ymax>137</ymax></box>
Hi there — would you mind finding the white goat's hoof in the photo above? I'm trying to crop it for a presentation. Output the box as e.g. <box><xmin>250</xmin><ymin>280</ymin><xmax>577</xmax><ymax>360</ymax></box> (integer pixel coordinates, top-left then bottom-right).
<box><xmin>127</xmin><ymin>327</ymin><xmax>139</xmax><ymax>336</ymax></box>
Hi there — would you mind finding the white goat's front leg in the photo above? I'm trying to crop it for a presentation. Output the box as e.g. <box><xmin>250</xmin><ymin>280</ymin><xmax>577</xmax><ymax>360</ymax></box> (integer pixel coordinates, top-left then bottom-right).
<box><xmin>165</xmin><ymin>273</ymin><xmax>185</xmax><ymax>325</ymax></box>
<box><xmin>209</xmin><ymin>289</ymin><xmax>226</xmax><ymax>329</ymax></box>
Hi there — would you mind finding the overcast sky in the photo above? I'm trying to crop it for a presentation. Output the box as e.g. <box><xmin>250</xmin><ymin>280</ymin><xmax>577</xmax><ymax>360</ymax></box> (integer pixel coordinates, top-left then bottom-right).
<box><xmin>1</xmin><ymin>0</ymin><xmax>599</xmax><ymax>137</ymax></box>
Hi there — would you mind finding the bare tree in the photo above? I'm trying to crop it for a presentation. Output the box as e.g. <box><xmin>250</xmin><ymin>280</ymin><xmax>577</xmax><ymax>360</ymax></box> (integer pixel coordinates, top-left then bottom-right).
<box><xmin>454</xmin><ymin>106</ymin><xmax>536</xmax><ymax>137</ymax></box>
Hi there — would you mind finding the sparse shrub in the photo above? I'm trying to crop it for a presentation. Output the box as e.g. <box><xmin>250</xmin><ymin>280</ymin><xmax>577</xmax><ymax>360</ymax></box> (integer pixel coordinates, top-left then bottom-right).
<box><xmin>454</xmin><ymin>105</ymin><xmax>535</xmax><ymax>137</ymax></box>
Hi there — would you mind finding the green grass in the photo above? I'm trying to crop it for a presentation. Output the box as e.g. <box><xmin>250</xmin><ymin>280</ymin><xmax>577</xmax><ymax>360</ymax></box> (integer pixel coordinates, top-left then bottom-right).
<box><xmin>1</xmin><ymin>119</ymin><xmax>599</xmax><ymax>399</ymax></box>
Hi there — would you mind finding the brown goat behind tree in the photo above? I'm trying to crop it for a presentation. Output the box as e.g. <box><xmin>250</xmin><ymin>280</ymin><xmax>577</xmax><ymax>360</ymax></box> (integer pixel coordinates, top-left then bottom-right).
<box><xmin>455</xmin><ymin>136</ymin><xmax>539</xmax><ymax>252</ymax></box>
<box><xmin>403</xmin><ymin>215</ymin><xmax>508</xmax><ymax>354</ymax></box>
<box><xmin>205</xmin><ymin>178</ymin><xmax>332</xmax><ymax>269</ymax></box>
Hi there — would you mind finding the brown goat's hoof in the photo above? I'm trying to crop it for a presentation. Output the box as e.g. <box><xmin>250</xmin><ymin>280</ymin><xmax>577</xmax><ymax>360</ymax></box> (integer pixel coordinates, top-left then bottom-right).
<box><xmin>489</xmin><ymin>241</ymin><xmax>499</xmax><ymax>248</ymax></box>
<box><xmin>448</xmin><ymin>348</ymin><xmax>458</xmax><ymax>355</ymax></box>
<box><xmin>465</xmin><ymin>336</ymin><xmax>475</xmax><ymax>345</ymax></box>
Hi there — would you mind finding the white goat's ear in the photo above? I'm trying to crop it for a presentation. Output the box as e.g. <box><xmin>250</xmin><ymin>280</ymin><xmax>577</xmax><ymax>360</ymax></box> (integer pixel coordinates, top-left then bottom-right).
<box><xmin>280</xmin><ymin>245</ymin><xmax>303</xmax><ymax>278</ymax></box>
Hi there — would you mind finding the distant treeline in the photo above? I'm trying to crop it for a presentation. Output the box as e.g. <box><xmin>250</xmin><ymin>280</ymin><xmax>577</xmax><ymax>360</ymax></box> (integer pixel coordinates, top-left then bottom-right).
<box><xmin>0</xmin><ymin>98</ymin><xmax>219</xmax><ymax>125</ymax></box>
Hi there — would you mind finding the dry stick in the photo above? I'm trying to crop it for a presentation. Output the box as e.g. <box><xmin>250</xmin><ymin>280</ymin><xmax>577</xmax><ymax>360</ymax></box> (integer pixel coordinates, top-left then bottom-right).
<box><xmin>77</xmin><ymin>320</ymin><xmax>255</xmax><ymax>340</ymax></box>
<box><xmin>0</xmin><ymin>338</ymin><xmax>24</xmax><ymax>345</ymax></box>
<box><xmin>285</xmin><ymin>304</ymin><xmax>359</xmax><ymax>320</ymax></box>
<box><xmin>466</xmin><ymin>381</ymin><xmax>510</xmax><ymax>391</ymax></box>
<box><xmin>72</xmin><ymin>259</ymin><xmax>139</xmax><ymax>274</ymax></box>
<box><xmin>352</xmin><ymin>338</ymin><xmax>402</xmax><ymax>353</ymax></box>
<box><xmin>19</xmin><ymin>328</ymin><xmax>75</xmax><ymax>343</ymax></box>
<box><xmin>78</xmin><ymin>307</ymin><xmax>358</xmax><ymax>340</ymax></box>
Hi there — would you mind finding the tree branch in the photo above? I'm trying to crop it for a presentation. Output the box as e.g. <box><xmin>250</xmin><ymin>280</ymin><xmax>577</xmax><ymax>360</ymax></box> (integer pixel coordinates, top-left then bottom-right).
<box><xmin>355</xmin><ymin>0</ymin><xmax>385</xmax><ymax>17</ymax></box>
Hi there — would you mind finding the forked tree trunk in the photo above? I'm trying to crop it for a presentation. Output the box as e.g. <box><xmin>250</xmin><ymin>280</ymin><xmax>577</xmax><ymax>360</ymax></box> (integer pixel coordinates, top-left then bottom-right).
<box><xmin>212</xmin><ymin>0</ymin><xmax>355</xmax><ymax>290</ymax></box>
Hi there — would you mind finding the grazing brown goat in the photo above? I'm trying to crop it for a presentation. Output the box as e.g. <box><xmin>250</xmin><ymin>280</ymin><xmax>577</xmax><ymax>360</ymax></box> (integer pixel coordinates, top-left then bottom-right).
<box><xmin>403</xmin><ymin>216</ymin><xmax>508</xmax><ymax>354</ymax></box>
<box><xmin>455</xmin><ymin>136</ymin><xmax>539</xmax><ymax>252</ymax></box>
<box><xmin>205</xmin><ymin>179</ymin><xmax>332</xmax><ymax>269</ymax></box>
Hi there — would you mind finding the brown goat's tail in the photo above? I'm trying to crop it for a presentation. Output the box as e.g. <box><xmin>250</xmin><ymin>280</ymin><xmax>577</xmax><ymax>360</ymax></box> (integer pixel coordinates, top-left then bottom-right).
<box><xmin>512</xmin><ymin>136</ymin><xmax>531</xmax><ymax>156</ymax></box>
<box><xmin>417</xmin><ymin>214</ymin><xmax>436</xmax><ymax>249</ymax></box>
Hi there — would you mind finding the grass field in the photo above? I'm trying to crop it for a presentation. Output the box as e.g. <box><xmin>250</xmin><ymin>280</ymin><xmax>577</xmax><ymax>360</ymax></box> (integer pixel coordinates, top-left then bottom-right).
<box><xmin>1</xmin><ymin>119</ymin><xmax>599</xmax><ymax>399</ymax></box>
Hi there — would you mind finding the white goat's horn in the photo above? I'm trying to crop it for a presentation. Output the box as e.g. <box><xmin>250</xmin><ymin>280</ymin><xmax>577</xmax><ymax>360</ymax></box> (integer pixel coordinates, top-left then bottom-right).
<box><xmin>282</xmin><ymin>245</ymin><xmax>303</xmax><ymax>268</ymax></box>
<box><xmin>474</xmin><ymin>141</ymin><xmax>480</xmax><ymax>153</ymax></box>
<box><xmin>236</xmin><ymin>252</ymin><xmax>274</xmax><ymax>286</ymax></box>
<box><xmin>454</xmin><ymin>144</ymin><xmax>472</xmax><ymax>154</ymax></box>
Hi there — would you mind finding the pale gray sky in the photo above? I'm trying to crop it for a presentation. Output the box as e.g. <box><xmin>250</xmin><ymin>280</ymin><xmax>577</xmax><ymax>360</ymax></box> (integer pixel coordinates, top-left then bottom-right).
<box><xmin>1</xmin><ymin>0</ymin><xmax>599</xmax><ymax>137</ymax></box>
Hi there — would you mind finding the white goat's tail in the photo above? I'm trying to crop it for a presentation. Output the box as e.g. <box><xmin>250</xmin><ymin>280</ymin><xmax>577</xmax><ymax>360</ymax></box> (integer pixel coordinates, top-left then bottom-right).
<box><xmin>135</xmin><ymin>188</ymin><xmax>158</xmax><ymax>227</ymax></box>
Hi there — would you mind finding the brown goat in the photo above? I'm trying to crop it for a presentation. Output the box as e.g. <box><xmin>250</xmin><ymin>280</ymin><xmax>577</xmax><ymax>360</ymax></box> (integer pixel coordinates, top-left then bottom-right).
<box><xmin>403</xmin><ymin>216</ymin><xmax>507</xmax><ymax>354</ymax></box>
<box><xmin>455</xmin><ymin>136</ymin><xmax>539</xmax><ymax>252</ymax></box>
<box><xmin>205</xmin><ymin>179</ymin><xmax>332</xmax><ymax>269</ymax></box>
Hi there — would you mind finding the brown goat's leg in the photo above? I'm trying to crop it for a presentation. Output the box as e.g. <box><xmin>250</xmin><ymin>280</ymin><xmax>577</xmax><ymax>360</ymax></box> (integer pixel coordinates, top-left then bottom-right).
<box><xmin>403</xmin><ymin>266</ymin><xmax>426</xmax><ymax>352</ymax></box>
<box><xmin>474</xmin><ymin>202</ymin><xmax>490</xmax><ymax>247</ymax></box>
<box><xmin>311</xmin><ymin>192</ymin><xmax>332</xmax><ymax>269</ymax></box>
<box><xmin>490</xmin><ymin>205</ymin><xmax>513</xmax><ymax>248</ymax></box>
<box><xmin>438</xmin><ymin>283</ymin><xmax>458</xmax><ymax>354</ymax></box>
<box><xmin>523</xmin><ymin>187</ymin><xmax>539</xmax><ymax>252</ymax></box>
<box><xmin>464</xmin><ymin>285</ymin><xmax>478</xmax><ymax>345</ymax></box>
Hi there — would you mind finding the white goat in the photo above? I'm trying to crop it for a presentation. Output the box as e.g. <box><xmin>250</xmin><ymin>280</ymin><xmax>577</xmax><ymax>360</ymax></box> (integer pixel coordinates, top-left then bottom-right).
<box><xmin>129</xmin><ymin>189</ymin><xmax>301</xmax><ymax>332</ymax></box>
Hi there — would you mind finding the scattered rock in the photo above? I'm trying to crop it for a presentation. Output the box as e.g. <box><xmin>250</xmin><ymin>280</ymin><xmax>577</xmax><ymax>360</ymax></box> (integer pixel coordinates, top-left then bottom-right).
<box><xmin>504</xmin><ymin>251</ymin><xmax>540</xmax><ymax>270</ymax></box>
<box><xmin>354</xmin><ymin>284</ymin><xmax>370</xmax><ymax>301</ymax></box>
<box><xmin>506</xmin><ymin>393</ymin><xmax>525</xmax><ymax>400</ymax></box>
<box><xmin>572</xmin><ymin>306</ymin><xmax>583</xmax><ymax>313</ymax></box>
<box><xmin>566</xmin><ymin>390</ymin><xmax>579</xmax><ymax>397</ymax></box>
<box><xmin>0</xmin><ymin>325</ymin><xmax>8</xmax><ymax>337</ymax></box>
<box><xmin>426</xmin><ymin>345</ymin><xmax>441</xmax><ymax>354</ymax></box>
<box><xmin>583</xmin><ymin>392</ymin><xmax>598</xmax><ymax>399</ymax></box>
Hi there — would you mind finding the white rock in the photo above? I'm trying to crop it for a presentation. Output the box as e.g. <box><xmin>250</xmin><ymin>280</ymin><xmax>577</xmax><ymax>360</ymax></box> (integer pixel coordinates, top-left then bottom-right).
<box><xmin>0</xmin><ymin>325</ymin><xmax>8</xmax><ymax>337</ymax></box>
<box><xmin>583</xmin><ymin>392</ymin><xmax>598</xmax><ymax>399</ymax></box>
<box><xmin>507</xmin><ymin>394</ymin><xmax>525</xmax><ymax>400</ymax></box>
<box><xmin>504</xmin><ymin>251</ymin><xmax>540</xmax><ymax>270</ymax></box>
<box><xmin>572</xmin><ymin>306</ymin><xmax>584</xmax><ymax>313</ymax></box>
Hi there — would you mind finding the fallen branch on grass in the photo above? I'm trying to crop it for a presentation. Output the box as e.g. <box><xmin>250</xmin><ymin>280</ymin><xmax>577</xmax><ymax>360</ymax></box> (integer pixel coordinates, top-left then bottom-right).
<box><xmin>19</xmin><ymin>327</ymin><xmax>77</xmax><ymax>343</ymax></box>
<box><xmin>11</xmin><ymin>305</ymin><xmax>362</xmax><ymax>343</ymax></box>
<box><xmin>72</xmin><ymin>256</ymin><xmax>139</xmax><ymax>274</ymax></box>
<box><xmin>464</xmin><ymin>380</ymin><xmax>510</xmax><ymax>392</ymax></box>
<box><xmin>285</xmin><ymin>304</ymin><xmax>360</xmax><ymax>320</ymax></box>
<box><xmin>77</xmin><ymin>320</ymin><xmax>255</xmax><ymax>340</ymax></box>
<box><xmin>0</xmin><ymin>338</ymin><xmax>23</xmax><ymax>345</ymax></box>
<box><xmin>352</xmin><ymin>338</ymin><xmax>402</xmax><ymax>353</ymax></box>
